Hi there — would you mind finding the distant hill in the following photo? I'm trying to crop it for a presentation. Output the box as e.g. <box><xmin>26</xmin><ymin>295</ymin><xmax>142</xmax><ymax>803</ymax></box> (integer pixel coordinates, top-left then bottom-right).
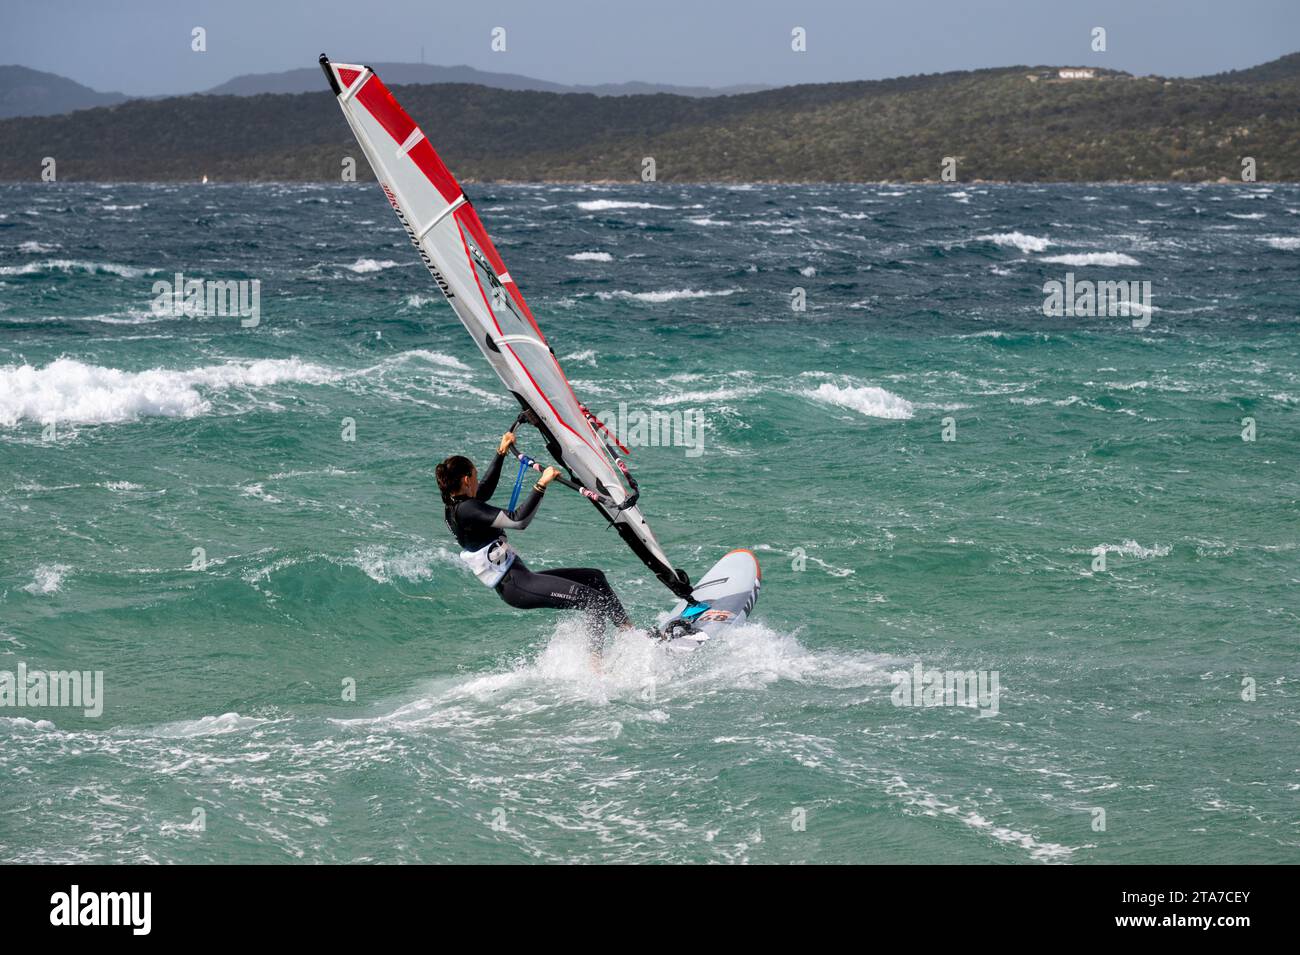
<box><xmin>0</xmin><ymin>61</ymin><xmax>763</xmax><ymax>123</ymax></box>
<box><xmin>2</xmin><ymin>54</ymin><xmax>1298</xmax><ymax>182</ymax></box>
<box><xmin>1204</xmin><ymin>50</ymin><xmax>1300</xmax><ymax>85</ymax></box>
<box><xmin>206</xmin><ymin>62</ymin><xmax>765</xmax><ymax>98</ymax></box>
<box><xmin>0</xmin><ymin>65</ymin><xmax>127</xmax><ymax>119</ymax></box>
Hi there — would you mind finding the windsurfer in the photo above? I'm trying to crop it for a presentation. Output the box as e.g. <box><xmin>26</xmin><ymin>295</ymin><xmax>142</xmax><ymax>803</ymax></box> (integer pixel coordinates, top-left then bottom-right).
<box><xmin>438</xmin><ymin>432</ymin><xmax>637</xmax><ymax>644</ymax></box>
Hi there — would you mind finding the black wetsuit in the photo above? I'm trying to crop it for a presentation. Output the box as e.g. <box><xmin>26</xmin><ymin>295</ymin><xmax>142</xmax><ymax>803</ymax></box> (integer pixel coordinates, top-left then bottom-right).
<box><xmin>444</xmin><ymin>451</ymin><xmax>632</xmax><ymax>633</ymax></box>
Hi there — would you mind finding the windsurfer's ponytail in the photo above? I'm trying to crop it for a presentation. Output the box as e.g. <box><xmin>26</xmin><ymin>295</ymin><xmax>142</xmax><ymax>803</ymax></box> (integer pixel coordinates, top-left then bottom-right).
<box><xmin>436</xmin><ymin>455</ymin><xmax>475</xmax><ymax>505</ymax></box>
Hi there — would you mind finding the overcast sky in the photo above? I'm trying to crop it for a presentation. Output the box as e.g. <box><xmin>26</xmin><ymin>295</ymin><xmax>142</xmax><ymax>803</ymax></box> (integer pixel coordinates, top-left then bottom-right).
<box><xmin>3</xmin><ymin>0</ymin><xmax>1297</xmax><ymax>96</ymax></box>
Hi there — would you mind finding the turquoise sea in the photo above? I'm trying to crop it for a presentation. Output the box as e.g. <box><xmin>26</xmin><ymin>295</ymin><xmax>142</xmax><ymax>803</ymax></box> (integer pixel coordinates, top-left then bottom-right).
<box><xmin>1</xmin><ymin>181</ymin><xmax>1297</xmax><ymax>863</ymax></box>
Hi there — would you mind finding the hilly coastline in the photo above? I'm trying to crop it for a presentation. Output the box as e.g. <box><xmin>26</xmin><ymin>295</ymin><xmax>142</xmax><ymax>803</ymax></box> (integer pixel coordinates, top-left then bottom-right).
<box><xmin>1</xmin><ymin>55</ymin><xmax>1297</xmax><ymax>182</ymax></box>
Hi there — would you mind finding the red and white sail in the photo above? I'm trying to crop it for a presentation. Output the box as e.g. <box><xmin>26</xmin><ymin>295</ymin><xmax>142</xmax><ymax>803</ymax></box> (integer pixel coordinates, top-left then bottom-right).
<box><xmin>320</xmin><ymin>55</ymin><xmax>691</xmax><ymax>599</ymax></box>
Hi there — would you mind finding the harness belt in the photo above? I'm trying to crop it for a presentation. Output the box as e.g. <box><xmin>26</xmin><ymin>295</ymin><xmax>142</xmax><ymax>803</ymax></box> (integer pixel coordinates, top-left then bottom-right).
<box><xmin>459</xmin><ymin>535</ymin><xmax>516</xmax><ymax>587</ymax></box>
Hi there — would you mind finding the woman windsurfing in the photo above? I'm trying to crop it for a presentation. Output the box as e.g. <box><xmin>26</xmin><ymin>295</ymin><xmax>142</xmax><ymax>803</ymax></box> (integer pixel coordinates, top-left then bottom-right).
<box><xmin>438</xmin><ymin>431</ymin><xmax>645</xmax><ymax>646</ymax></box>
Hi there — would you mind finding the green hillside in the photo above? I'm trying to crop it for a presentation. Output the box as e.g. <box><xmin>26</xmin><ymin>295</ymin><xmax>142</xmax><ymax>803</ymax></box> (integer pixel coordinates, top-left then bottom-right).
<box><xmin>2</xmin><ymin>56</ymin><xmax>1297</xmax><ymax>182</ymax></box>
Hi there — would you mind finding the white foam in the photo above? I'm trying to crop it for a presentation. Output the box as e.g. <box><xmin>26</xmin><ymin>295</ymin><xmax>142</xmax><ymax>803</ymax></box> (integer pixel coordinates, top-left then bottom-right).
<box><xmin>0</xmin><ymin>259</ymin><xmax>158</xmax><ymax>277</ymax></box>
<box><xmin>346</xmin><ymin>258</ymin><xmax>400</xmax><ymax>273</ymax></box>
<box><xmin>980</xmin><ymin>232</ymin><xmax>1052</xmax><ymax>253</ymax></box>
<box><xmin>657</xmin><ymin>384</ymin><xmax>761</xmax><ymax>405</ymax></box>
<box><xmin>1096</xmin><ymin>540</ymin><xmax>1171</xmax><ymax>560</ymax></box>
<box><xmin>337</xmin><ymin>619</ymin><xmax>894</xmax><ymax>728</ymax></box>
<box><xmin>349</xmin><ymin>544</ymin><xmax>457</xmax><ymax>584</ymax></box>
<box><xmin>0</xmin><ymin>357</ymin><xmax>339</xmax><ymax>426</ymax></box>
<box><xmin>266</xmin><ymin>467</ymin><xmax>351</xmax><ymax>480</ymax></box>
<box><xmin>22</xmin><ymin>563</ymin><xmax>70</xmax><ymax>595</ymax></box>
<box><xmin>1039</xmin><ymin>252</ymin><xmax>1140</xmax><ymax>267</ymax></box>
<box><xmin>240</xmin><ymin>483</ymin><xmax>281</xmax><ymax>503</ymax></box>
<box><xmin>142</xmin><ymin>713</ymin><xmax>270</xmax><ymax>738</ymax></box>
<box><xmin>566</xmin><ymin>251</ymin><xmax>613</xmax><ymax>262</ymax></box>
<box><xmin>17</xmin><ymin>241</ymin><xmax>58</xmax><ymax>254</ymax></box>
<box><xmin>575</xmin><ymin>199</ymin><xmax>674</xmax><ymax>211</ymax></box>
<box><xmin>3</xmin><ymin>308</ymin><xmax>167</xmax><ymax>326</ymax></box>
<box><xmin>594</xmin><ymin>288</ymin><xmax>738</xmax><ymax>304</ymax></box>
<box><xmin>390</xmin><ymin>349</ymin><xmax>471</xmax><ymax>371</ymax></box>
<box><xmin>753</xmin><ymin>544</ymin><xmax>855</xmax><ymax>577</ymax></box>
<box><xmin>884</xmin><ymin>776</ymin><xmax>1078</xmax><ymax>862</ymax></box>
<box><xmin>1260</xmin><ymin>237</ymin><xmax>1300</xmax><ymax>250</ymax></box>
<box><xmin>801</xmin><ymin>382</ymin><xmax>914</xmax><ymax>420</ymax></box>
<box><xmin>0</xmin><ymin>716</ymin><xmax>56</xmax><ymax>731</ymax></box>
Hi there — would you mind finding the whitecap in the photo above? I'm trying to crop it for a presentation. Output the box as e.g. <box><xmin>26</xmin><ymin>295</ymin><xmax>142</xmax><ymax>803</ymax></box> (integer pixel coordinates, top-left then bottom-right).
<box><xmin>346</xmin><ymin>258</ymin><xmax>400</xmax><ymax>273</ymax></box>
<box><xmin>1092</xmin><ymin>540</ymin><xmax>1171</xmax><ymax>559</ymax></box>
<box><xmin>22</xmin><ymin>563</ymin><xmax>70</xmax><ymax>595</ymax></box>
<box><xmin>0</xmin><ymin>259</ymin><xmax>158</xmax><ymax>277</ymax></box>
<box><xmin>385</xmin><ymin>349</ymin><xmax>471</xmax><ymax>372</ymax></box>
<box><xmin>141</xmin><ymin>713</ymin><xmax>270</xmax><ymax>738</ymax></box>
<box><xmin>575</xmin><ymin>199</ymin><xmax>674</xmax><ymax>211</ymax></box>
<box><xmin>801</xmin><ymin>382</ymin><xmax>914</xmax><ymax>420</ymax></box>
<box><xmin>563</xmin><ymin>349</ymin><xmax>598</xmax><ymax>366</ymax></box>
<box><xmin>980</xmin><ymin>232</ymin><xmax>1052</xmax><ymax>253</ymax></box>
<box><xmin>0</xmin><ymin>357</ymin><xmax>340</xmax><ymax>427</ymax></box>
<box><xmin>1039</xmin><ymin>252</ymin><xmax>1140</xmax><ymax>267</ymax></box>
<box><xmin>17</xmin><ymin>241</ymin><xmax>59</xmax><ymax>254</ymax></box>
<box><xmin>349</xmin><ymin>544</ymin><xmax>459</xmax><ymax>584</ymax></box>
<box><xmin>594</xmin><ymin>288</ymin><xmax>738</xmax><ymax>303</ymax></box>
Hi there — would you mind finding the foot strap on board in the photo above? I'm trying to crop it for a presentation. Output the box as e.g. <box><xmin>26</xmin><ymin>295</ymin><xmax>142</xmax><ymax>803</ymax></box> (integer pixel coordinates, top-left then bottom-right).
<box><xmin>680</xmin><ymin>603</ymin><xmax>710</xmax><ymax>622</ymax></box>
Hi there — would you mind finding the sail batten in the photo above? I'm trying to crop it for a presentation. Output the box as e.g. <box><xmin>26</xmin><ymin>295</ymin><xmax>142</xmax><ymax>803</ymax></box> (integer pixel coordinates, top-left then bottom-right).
<box><xmin>320</xmin><ymin>54</ymin><xmax>692</xmax><ymax>599</ymax></box>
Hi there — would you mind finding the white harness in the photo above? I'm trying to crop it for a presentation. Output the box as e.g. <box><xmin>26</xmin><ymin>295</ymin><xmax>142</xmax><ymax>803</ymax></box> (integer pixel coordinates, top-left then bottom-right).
<box><xmin>459</xmin><ymin>535</ymin><xmax>516</xmax><ymax>587</ymax></box>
